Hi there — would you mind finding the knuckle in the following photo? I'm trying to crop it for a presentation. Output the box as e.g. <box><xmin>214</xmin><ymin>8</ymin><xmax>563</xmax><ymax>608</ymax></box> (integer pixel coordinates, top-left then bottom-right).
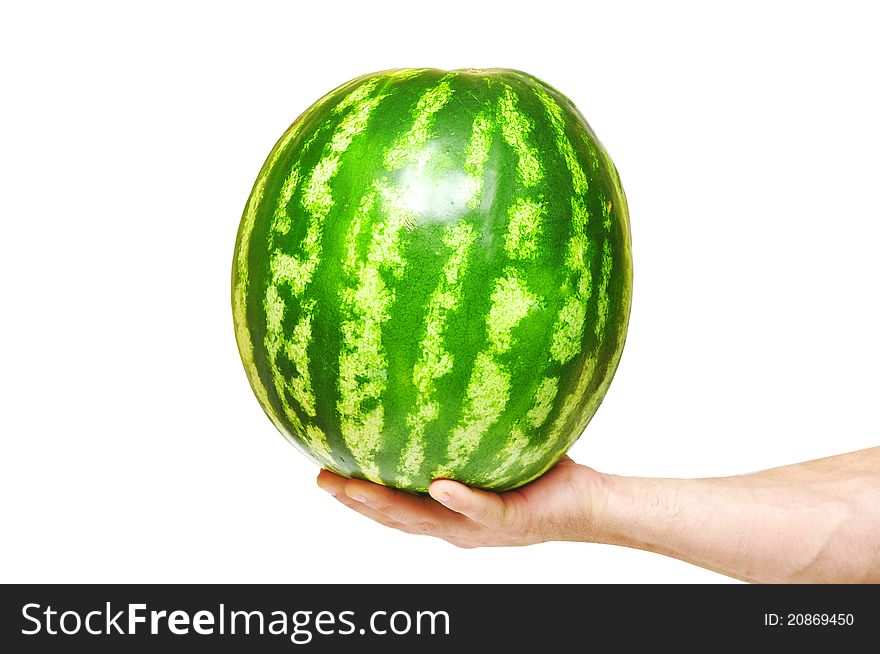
<box><xmin>498</xmin><ymin>500</ymin><xmax>520</xmax><ymax>529</ymax></box>
<box><xmin>448</xmin><ymin>538</ymin><xmax>475</xmax><ymax>549</ymax></box>
<box><xmin>333</xmin><ymin>495</ymin><xmax>356</xmax><ymax>508</ymax></box>
<box><xmin>470</xmin><ymin>505</ymin><xmax>499</xmax><ymax>526</ymax></box>
<box><xmin>412</xmin><ymin>520</ymin><xmax>437</xmax><ymax>534</ymax></box>
<box><xmin>383</xmin><ymin>518</ymin><xmax>406</xmax><ymax>530</ymax></box>
<box><xmin>475</xmin><ymin>506</ymin><xmax>495</xmax><ymax>523</ymax></box>
<box><xmin>400</xmin><ymin>524</ymin><xmax>422</xmax><ymax>536</ymax></box>
<box><xmin>370</xmin><ymin>501</ymin><xmax>393</xmax><ymax>514</ymax></box>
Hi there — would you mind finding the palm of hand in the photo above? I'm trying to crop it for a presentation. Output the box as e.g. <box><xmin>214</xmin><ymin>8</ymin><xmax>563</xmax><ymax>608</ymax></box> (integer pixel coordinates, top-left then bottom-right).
<box><xmin>317</xmin><ymin>456</ymin><xmax>606</xmax><ymax>548</ymax></box>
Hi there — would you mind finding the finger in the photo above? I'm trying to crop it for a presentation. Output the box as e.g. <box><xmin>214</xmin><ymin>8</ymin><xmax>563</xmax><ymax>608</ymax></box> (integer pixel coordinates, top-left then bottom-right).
<box><xmin>343</xmin><ymin>478</ymin><xmax>462</xmax><ymax>531</ymax></box>
<box><xmin>331</xmin><ymin>491</ymin><xmax>410</xmax><ymax>531</ymax></box>
<box><xmin>428</xmin><ymin>479</ymin><xmax>507</xmax><ymax>526</ymax></box>
<box><xmin>316</xmin><ymin>469</ymin><xmax>347</xmax><ymax>496</ymax></box>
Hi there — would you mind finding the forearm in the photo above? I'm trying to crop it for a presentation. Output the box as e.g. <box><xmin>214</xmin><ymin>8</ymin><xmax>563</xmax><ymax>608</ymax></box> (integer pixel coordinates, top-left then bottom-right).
<box><xmin>592</xmin><ymin>448</ymin><xmax>880</xmax><ymax>583</ymax></box>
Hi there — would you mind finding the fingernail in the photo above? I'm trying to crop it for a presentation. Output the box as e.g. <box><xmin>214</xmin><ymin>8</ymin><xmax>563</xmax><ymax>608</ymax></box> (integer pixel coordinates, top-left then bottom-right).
<box><xmin>351</xmin><ymin>494</ymin><xmax>366</xmax><ymax>503</ymax></box>
<box><xmin>321</xmin><ymin>487</ymin><xmax>337</xmax><ymax>497</ymax></box>
<box><xmin>435</xmin><ymin>492</ymin><xmax>450</xmax><ymax>504</ymax></box>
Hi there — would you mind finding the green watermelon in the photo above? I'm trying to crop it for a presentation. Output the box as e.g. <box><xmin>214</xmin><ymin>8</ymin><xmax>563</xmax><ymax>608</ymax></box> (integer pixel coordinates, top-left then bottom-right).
<box><xmin>232</xmin><ymin>68</ymin><xmax>632</xmax><ymax>492</ymax></box>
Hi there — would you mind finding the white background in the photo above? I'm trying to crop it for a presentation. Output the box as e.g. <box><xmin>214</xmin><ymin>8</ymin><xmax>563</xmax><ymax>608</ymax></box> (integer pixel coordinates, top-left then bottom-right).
<box><xmin>1</xmin><ymin>1</ymin><xmax>877</xmax><ymax>584</ymax></box>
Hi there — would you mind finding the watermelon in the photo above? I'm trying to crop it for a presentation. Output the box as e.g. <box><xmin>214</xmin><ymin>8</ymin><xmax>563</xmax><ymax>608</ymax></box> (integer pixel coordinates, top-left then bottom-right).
<box><xmin>232</xmin><ymin>68</ymin><xmax>632</xmax><ymax>492</ymax></box>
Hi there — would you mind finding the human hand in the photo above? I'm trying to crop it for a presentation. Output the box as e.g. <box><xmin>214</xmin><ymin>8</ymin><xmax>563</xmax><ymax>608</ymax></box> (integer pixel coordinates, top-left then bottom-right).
<box><xmin>320</xmin><ymin>447</ymin><xmax>880</xmax><ymax>581</ymax></box>
<box><xmin>316</xmin><ymin>456</ymin><xmax>610</xmax><ymax>548</ymax></box>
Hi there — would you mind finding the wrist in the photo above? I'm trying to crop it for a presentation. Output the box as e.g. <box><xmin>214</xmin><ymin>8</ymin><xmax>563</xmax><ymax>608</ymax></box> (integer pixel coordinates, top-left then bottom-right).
<box><xmin>587</xmin><ymin>474</ymin><xmax>682</xmax><ymax>549</ymax></box>
<box><xmin>583</xmin><ymin>472</ymin><xmax>634</xmax><ymax>546</ymax></box>
<box><xmin>554</xmin><ymin>465</ymin><xmax>630</xmax><ymax>544</ymax></box>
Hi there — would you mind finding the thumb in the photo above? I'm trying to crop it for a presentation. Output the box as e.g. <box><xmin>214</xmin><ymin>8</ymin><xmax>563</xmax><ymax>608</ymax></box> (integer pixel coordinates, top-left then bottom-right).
<box><xmin>429</xmin><ymin>479</ymin><xmax>507</xmax><ymax>526</ymax></box>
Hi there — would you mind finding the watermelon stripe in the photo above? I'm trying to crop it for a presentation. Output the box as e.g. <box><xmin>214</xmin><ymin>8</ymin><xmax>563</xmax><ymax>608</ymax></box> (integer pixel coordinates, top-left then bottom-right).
<box><xmin>482</xmin><ymin>84</ymin><xmax>596</xmax><ymax>488</ymax></box>
<box><xmin>537</xmin><ymin>86</ymin><xmax>594</xmax><ymax>366</ymax></box>
<box><xmin>337</xmin><ymin>186</ymin><xmax>416</xmax><ymax>482</ymax></box>
<box><xmin>498</xmin><ymin>85</ymin><xmax>543</xmax><ymax>186</ymax></box>
<box><xmin>232</xmin><ymin>108</ymin><xmax>315</xmax><ymax>438</ymax></box>
<box><xmin>521</xmin><ymin>223</ymin><xmax>615</xmax><ymax>476</ymax></box>
<box><xmin>233</xmin><ymin>172</ymin><xmax>284</xmax><ymax>432</ymax></box>
<box><xmin>262</xmin><ymin>286</ymin><xmax>333</xmax><ymax>464</ymax></box>
<box><xmin>233</xmin><ymin>74</ymin><xmax>376</xmax><ymax>467</ymax></box>
<box><xmin>331</xmin><ymin>78</ymin><xmax>380</xmax><ymax>115</ymax></box>
<box><xmin>260</xmin><ymin>80</ymin><xmax>387</xmax><ymax>462</ymax></box>
<box><xmin>436</xmin><ymin>83</ymin><xmax>548</xmax><ymax>477</ymax></box>
<box><xmin>481</xmin><ymin>425</ymin><xmax>530</xmax><ymax>486</ymax></box>
<box><xmin>274</xmin><ymin>87</ymin><xmax>387</xmax><ymax>294</ymax></box>
<box><xmin>530</xmin><ymin>84</ymin><xmax>588</xmax><ymax>195</ymax></box>
<box><xmin>383</xmin><ymin>67</ymin><xmax>430</xmax><ymax>83</ymax></box>
<box><xmin>343</xmin><ymin>191</ymin><xmax>377</xmax><ymax>275</ymax></box>
<box><xmin>504</xmin><ymin>197</ymin><xmax>545</xmax><ymax>260</ymax></box>
<box><xmin>338</xmin><ymin>82</ymin><xmax>455</xmax><ymax>482</ymax></box>
<box><xmin>463</xmin><ymin>111</ymin><xmax>493</xmax><ymax>208</ymax></box>
<box><xmin>595</xmin><ymin>221</ymin><xmax>613</xmax><ymax>338</ymax></box>
<box><xmin>270</xmin><ymin>166</ymin><xmax>299</xmax><ymax>234</ymax></box>
<box><xmin>549</xmin><ymin>220</ymin><xmax>593</xmax><ymax>365</ymax></box>
<box><xmin>511</xmin><ymin>88</ymin><xmax>613</xmax><ymax>478</ymax></box>
<box><xmin>397</xmin><ymin>221</ymin><xmax>476</xmax><ymax>486</ymax></box>
<box><xmin>439</xmin><ymin>271</ymin><xmax>537</xmax><ymax>474</ymax></box>
<box><xmin>526</xmin><ymin>376</ymin><xmax>561</xmax><ymax>429</ymax></box>
<box><xmin>263</xmin><ymin>161</ymin><xmax>316</xmax><ymax>454</ymax></box>
<box><xmin>482</xmin><ymin>373</ymin><xmax>561</xmax><ymax>486</ymax></box>
<box><xmin>384</xmin><ymin>78</ymin><xmax>453</xmax><ymax>171</ymax></box>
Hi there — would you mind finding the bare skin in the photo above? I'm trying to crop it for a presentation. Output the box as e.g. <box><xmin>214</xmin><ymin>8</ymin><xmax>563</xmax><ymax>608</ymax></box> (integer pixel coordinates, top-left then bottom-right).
<box><xmin>316</xmin><ymin>447</ymin><xmax>880</xmax><ymax>583</ymax></box>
